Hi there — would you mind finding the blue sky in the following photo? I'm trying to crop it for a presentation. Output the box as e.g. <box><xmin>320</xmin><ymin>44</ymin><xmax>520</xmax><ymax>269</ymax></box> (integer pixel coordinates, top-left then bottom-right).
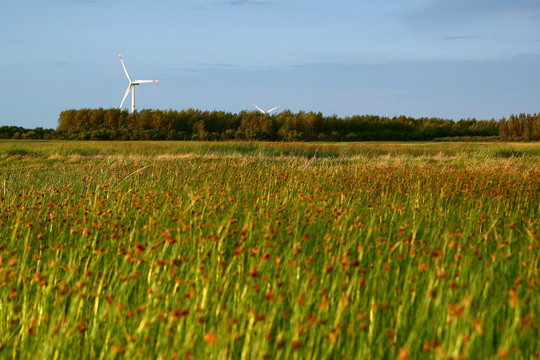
<box><xmin>2</xmin><ymin>0</ymin><xmax>540</xmax><ymax>129</ymax></box>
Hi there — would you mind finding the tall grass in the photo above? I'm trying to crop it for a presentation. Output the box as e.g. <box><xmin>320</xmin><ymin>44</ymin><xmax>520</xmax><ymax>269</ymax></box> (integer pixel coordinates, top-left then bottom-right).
<box><xmin>0</xmin><ymin>141</ymin><xmax>538</xmax><ymax>359</ymax></box>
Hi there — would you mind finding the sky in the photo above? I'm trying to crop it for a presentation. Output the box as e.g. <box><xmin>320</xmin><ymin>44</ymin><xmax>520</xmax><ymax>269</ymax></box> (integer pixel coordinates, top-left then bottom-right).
<box><xmin>2</xmin><ymin>0</ymin><xmax>540</xmax><ymax>129</ymax></box>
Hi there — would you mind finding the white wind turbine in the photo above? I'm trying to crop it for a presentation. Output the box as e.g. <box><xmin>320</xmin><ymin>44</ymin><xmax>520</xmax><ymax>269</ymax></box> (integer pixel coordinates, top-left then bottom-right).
<box><xmin>118</xmin><ymin>52</ymin><xmax>159</xmax><ymax>113</ymax></box>
<box><xmin>253</xmin><ymin>103</ymin><xmax>282</xmax><ymax>114</ymax></box>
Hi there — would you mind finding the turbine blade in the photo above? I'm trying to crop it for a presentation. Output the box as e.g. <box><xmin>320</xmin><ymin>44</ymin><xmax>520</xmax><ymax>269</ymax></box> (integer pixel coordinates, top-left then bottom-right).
<box><xmin>253</xmin><ymin>103</ymin><xmax>265</xmax><ymax>113</ymax></box>
<box><xmin>133</xmin><ymin>80</ymin><xmax>160</xmax><ymax>84</ymax></box>
<box><xmin>119</xmin><ymin>85</ymin><xmax>131</xmax><ymax>109</ymax></box>
<box><xmin>266</xmin><ymin>105</ymin><xmax>282</xmax><ymax>113</ymax></box>
<box><xmin>118</xmin><ymin>52</ymin><xmax>132</xmax><ymax>82</ymax></box>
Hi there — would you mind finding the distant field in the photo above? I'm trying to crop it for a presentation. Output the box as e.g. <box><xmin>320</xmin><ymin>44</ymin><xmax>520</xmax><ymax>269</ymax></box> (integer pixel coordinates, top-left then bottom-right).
<box><xmin>2</xmin><ymin>139</ymin><xmax>540</xmax><ymax>158</ymax></box>
<box><xmin>0</xmin><ymin>141</ymin><xmax>539</xmax><ymax>359</ymax></box>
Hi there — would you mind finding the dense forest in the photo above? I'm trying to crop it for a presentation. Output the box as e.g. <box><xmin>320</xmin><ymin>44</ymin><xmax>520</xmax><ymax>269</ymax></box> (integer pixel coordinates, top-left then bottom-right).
<box><xmin>2</xmin><ymin>108</ymin><xmax>540</xmax><ymax>141</ymax></box>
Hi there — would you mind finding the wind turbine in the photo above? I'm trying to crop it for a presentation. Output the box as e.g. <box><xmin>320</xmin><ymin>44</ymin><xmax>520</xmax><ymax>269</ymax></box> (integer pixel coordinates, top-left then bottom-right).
<box><xmin>253</xmin><ymin>103</ymin><xmax>282</xmax><ymax>114</ymax></box>
<box><xmin>118</xmin><ymin>52</ymin><xmax>159</xmax><ymax>113</ymax></box>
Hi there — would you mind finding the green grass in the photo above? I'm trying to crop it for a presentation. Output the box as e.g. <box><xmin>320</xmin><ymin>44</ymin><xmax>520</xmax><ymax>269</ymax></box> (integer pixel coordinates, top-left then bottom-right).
<box><xmin>0</xmin><ymin>140</ymin><xmax>539</xmax><ymax>359</ymax></box>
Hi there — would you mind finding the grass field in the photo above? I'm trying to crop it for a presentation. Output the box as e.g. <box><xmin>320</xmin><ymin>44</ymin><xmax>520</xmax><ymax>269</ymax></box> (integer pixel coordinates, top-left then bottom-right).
<box><xmin>0</xmin><ymin>140</ymin><xmax>539</xmax><ymax>359</ymax></box>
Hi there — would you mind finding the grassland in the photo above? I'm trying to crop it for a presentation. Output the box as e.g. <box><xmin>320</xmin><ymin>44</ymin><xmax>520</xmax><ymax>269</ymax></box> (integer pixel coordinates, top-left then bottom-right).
<box><xmin>0</xmin><ymin>140</ymin><xmax>539</xmax><ymax>359</ymax></box>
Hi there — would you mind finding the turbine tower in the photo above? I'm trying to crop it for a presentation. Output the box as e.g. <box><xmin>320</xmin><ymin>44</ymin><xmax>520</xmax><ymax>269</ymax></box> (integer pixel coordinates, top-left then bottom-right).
<box><xmin>253</xmin><ymin>103</ymin><xmax>282</xmax><ymax>114</ymax></box>
<box><xmin>118</xmin><ymin>52</ymin><xmax>159</xmax><ymax>113</ymax></box>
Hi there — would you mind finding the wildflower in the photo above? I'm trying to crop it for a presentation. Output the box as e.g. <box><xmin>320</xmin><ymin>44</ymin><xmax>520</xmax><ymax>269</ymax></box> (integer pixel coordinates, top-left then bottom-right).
<box><xmin>113</xmin><ymin>346</ymin><xmax>126</xmax><ymax>354</ymax></box>
<box><xmin>448</xmin><ymin>303</ymin><xmax>465</xmax><ymax>319</ymax></box>
<box><xmin>397</xmin><ymin>347</ymin><xmax>409</xmax><ymax>360</ymax></box>
<box><xmin>204</xmin><ymin>332</ymin><xmax>217</xmax><ymax>344</ymax></box>
<box><xmin>249</xmin><ymin>267</ymin><xmax>258</xmax><ymax>278</ymax></box>
<box><xmin>8</xmin><ymin>257</ymin><xmax>17</xmax><ymax>267</ymax></box>
<box><xmin>508</xmin><ymin>289</ymin><xmax>518</xmax><ymax>307</ymax></box>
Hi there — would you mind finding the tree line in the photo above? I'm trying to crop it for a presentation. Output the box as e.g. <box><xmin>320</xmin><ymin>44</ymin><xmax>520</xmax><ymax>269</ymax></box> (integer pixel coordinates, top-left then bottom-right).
<box><xmin>499</xmin><ymin>114</ymin><xmax>540</xmax><ymax>141</ymax></box>
<box><xmin>2</xmin><ymin>108</ymin><xmax>540</xmax><ymax>141</ymax></box>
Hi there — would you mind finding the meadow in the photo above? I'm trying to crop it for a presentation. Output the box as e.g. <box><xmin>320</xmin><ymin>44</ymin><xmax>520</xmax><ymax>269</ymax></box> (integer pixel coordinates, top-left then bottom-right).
<box><xmin>0</xmin><ymin>140</ymin><xmax>539</xmax><ymax>359</ymax></box>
